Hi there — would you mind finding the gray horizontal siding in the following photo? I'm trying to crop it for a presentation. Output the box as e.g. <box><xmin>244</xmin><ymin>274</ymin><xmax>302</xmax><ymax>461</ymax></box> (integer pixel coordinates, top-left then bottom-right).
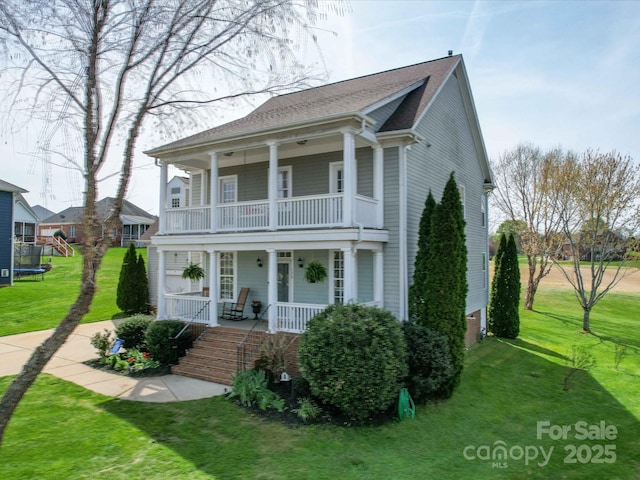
<box><xmin>382</xmin><ymin>146</ymin><xmax>401</xmax><ymax>319</ymax></box>
<box><xmin>407</xmin><ymin>73</ymin><xmax>488</xmax><ymax>315</ymax></box>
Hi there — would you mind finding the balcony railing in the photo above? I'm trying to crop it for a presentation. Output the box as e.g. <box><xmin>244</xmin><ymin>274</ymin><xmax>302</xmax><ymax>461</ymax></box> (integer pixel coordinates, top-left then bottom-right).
<box><xmin>162</xmin><ymin>193</ymin><xmax>379</xmax><ymax>234</ymax></box>
<box><xmin>166</xmin><ymin>206</ymin><xmax>211</xmax><ymax>233</ymax></box>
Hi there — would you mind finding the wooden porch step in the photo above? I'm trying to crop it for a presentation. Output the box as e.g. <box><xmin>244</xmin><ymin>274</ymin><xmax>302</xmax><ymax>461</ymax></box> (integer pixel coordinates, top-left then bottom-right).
<box><xmin>171</xmin><ymin>326</ymin><xmax>269</xmax><ymax>386</ymax></box>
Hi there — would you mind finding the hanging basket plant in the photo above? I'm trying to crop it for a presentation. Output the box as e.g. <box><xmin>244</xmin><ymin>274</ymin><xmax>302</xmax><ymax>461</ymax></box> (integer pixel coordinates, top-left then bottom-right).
<box><xmin>182</xmin><ymin>262</ymin><xmax>205</xmax><ymax>281</ymax></box>
<box><xmin>305</xmin><ymin>260</ymin><xmax>328</xmax><ymax>284</ymax></box>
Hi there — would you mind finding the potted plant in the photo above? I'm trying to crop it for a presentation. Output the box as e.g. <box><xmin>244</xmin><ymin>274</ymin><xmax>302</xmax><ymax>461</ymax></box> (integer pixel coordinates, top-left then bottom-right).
<box><xmin>182</xmin><ymin>262</ymin><xmax>205</xmax><ymax>281</ymax></box>
<box><xmin>251</xmin><ymin>300</ymin><xmax>262</xmax><ymax>320</ymax></box>
<box><xmin>304</xmin><ymin>260</ymin><xmax>327</xmax><ymax>284</ymax></box>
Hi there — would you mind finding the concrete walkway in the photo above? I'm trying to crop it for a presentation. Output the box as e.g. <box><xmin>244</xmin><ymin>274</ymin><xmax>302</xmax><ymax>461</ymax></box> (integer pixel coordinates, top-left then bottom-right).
<box><xmin>0</xmin><ymin>320</ymin><xmax>229</xmax><ymax>402</ymax></box>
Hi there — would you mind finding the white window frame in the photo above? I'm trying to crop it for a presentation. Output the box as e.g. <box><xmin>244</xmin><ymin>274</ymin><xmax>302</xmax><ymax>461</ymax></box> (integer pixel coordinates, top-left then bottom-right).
<box><xmin>219</xmin><ymin>175</ymin><xmax>238</xmax><ymax>204</ymax></box>
<box><xmin>277</xmin><ymin>166</ymin><xmax>292</xmax><ymax>199</ymax></box>
<box><xmin>482</xmin><ymin>252</ymin><xmax>487</xmax><ymax>290</ymax></box>
<box><xmin>329</xmin><ymin>161</ymin><xmax>344</xmax><ymax>194</ymax></box>
<box><xmin>481</xmin><ymin>196</ymin><xmax>486</xmax><ymax>227</ymax></box>
<box><xmin>329</xmin><ymin>250</ymin><xmax>344</xmax><ymax>304</ymax></box>
<box><xmin>277</xmin><ymin>251</ymin><xmax>294</xmax><ymax>302</ymax></box>
<box><xmin>218</xmin><ymin>251</ymin><xmax>236</xmax><ymax>302</ymax></box>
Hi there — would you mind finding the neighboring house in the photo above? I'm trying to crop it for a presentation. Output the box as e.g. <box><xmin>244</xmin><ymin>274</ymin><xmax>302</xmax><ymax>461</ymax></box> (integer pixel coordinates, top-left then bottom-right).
<box><xmin>31</xmin><ymin>204</ymin><xmax>55</xmax><ymax>222</ymax></box>
<box><xmin>0</xmin><ymin>179</ymin><xmax>28</xmax><ymax>286</ymax></box>
<box><xmin>38</xmin><ymin>197</ymin><xmax>157</xmax><ymax>247</ymax></box>
<box><xmin>14</xmin><ymin>193</ymin><xmax>39</xmax><ymax>244</ymax></box>
<box><xmin>167</xmin><ymin>176</ymin><xmax>190</xmax><ymax>209</ymax></box>
<box><xmin>145</xmin><ymin>54</ymin><xmax>493</xmax><ymax>342</ymax></box>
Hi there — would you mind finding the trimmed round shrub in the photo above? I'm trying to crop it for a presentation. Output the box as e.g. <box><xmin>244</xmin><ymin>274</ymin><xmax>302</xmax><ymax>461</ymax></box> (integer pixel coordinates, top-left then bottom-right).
<box><xmin>298</xmin><ymin>304</ymin><xmax>407</xmax><ymax>422</ymax></box>
<box><xmin>115</xmin><ymin>315</ymin><xmax>153</xmax><ymax>349</ymax></box>
<box><xmin>402</xmin><ymin>320</ymin><xmax>454</xmax><ymax>404</ymax></box>
<box><xmin>145</xmin><ymin>320</ymin><xmax>190</xmax><ymax>365</ymax></box>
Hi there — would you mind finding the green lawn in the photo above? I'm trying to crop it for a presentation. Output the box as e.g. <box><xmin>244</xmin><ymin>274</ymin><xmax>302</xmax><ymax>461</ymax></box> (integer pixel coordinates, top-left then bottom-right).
<box><xmin>0</xmin><ymin>247</ymin><xmax>143</xmax><ymax>336</ymax></box>
<box><xmin>1</xmin><ymin>285</ymin><xmax>638</xmax><ymax>479</ymax></box>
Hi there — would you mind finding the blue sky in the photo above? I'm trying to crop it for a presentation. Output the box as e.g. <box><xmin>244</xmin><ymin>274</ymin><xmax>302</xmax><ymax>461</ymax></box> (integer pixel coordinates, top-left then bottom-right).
<box><xmin>2</xmin><ymin>0</ymin><xmax>639</xmax><ymax>218</ymax></box>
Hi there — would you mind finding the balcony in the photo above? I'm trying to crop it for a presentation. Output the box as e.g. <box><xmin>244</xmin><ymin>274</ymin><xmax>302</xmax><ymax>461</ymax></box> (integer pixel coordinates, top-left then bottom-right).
<box><xmin>162</xmin><ymin>193</ymin><xmax>379</xmax><ymax>234</ymax></box>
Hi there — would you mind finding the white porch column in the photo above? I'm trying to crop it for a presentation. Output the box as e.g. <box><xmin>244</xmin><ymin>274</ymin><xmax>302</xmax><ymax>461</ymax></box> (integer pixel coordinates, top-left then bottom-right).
<box><xmin>342</xmin><ymin>247</ymin><xmax>355</xmax><ymax>303</ymax></box>
<box><xmin>267</xmin><ymin>141</ymin><xmax>279</xmax><ymax>231</ymax></box>
<box><xmin>267</xmin><ymin>249</ymin><xmax>278</xmax><ymax>332</ymax></box>
<box><xmin>157</xmin><ymin>248</ymin><xmax>166</xmax><ymax>319</ymax></box>
<box><xmin>342</xmin><ymin>130</ymin><xmax>355</xmax><ymax>227</ymax></box>
<box><xmin>374</xmin><ymin>248</ymin><xmax>384</xmax><ymax>307</ymax></box>
<box><xmin>209</xmin><ymin>152</ymin><xmax>218</xmax><ymax>233</ymax></box>
<box><xmin>158</xmin><ymin>161</ymin><xmax>168</xmax><ymax>234</ymax></box>
<box><xmin>373</xmin><ymin>145</ymin><xmax>384</xmax><ymax>228</ymax></box>
<box><xmin>208</xmin><ymin>249</ymin><xmax>218</xmax><ymax>326</ymax></box>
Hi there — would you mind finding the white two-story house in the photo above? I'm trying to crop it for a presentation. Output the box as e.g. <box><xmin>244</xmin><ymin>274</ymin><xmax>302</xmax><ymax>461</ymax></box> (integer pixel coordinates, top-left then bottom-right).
<box><xmin>145</xmin><ymin>54</ymin><xmax>493</xmax><ymax>342</ymax></box>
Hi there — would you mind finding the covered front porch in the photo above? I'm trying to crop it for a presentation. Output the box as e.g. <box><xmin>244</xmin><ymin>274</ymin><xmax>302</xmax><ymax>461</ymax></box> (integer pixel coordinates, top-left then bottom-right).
<box><xmin>155</xmin><ymin>243</ymin><xmax>385</xmax><ymax>334</ymax></box>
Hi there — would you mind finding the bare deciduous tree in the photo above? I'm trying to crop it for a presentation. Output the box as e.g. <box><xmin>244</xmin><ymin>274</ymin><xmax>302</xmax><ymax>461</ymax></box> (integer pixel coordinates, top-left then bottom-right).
<box><xmin>554</xmin><ymin>149</ymin><xmax>640</xmax><ymax>332</ymax></box>
<box><xmin>490</xmin><ymin>143</ymin><xmax>566</xmax><ymax>310</ymax></box>
<box><xmin>0</xmin><ymin>0</ymin><xmax>344</xmax><ymax>445</ymax></box>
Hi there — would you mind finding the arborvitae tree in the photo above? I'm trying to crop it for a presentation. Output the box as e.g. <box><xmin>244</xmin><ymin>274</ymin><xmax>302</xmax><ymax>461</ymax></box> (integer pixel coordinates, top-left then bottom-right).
<box><xmin>422</xmin><ymin>172</ymin><xmax>467</xmax><ymax>397</ymax></box>
<box><xmin>136</xmin><ymin>253</ymin><xmax>150</xmax><ymax>313</ymax></box>
<box><xmin>489</xmin><ymin>234</ymin><xmax>508</xmax><ymax>324</ymax></box>
<box><xmin>489</xmin><ymin>234</ymin><xmax>520</xmax><ymax>338</ymax></box>
<box><xmin>117</xmin><ymin>243</ymin><xmax>148</xmax><ymax>314</ymax></box>
<box><xmin>409</xmin><ymin>191</ymin><xmax>436</xmax><ymax>320</ymax></box>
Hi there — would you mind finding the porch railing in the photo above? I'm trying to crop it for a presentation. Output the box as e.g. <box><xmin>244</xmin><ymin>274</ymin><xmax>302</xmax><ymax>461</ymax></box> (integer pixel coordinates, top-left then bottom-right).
<box><xmin>276</xmin><ymin>303</ymin><xmax>327</xmax><ymax>333</ymax></box>
<box><xmin>162</xmin><ymin>192</ymin><xmax>382</xmax><ymax>234</ymax></box>
<box><xmin>165</xmin><ymin>206</ymin><xmax>211</xmax><ymax>233</ymax></box>
<box><xmin>165</xmin><ymin>293</ymin><xmax>211</xmax><ymax>323</ymax></box>
<box><xmin>217</xmin><ymin>200</ymin><xmax>269</xmax><ymax>231</ymax></box>
<box><xmin>355</xmin><ymin>195</ymin><xmax>378</xmax><ymax>226</ymax></box>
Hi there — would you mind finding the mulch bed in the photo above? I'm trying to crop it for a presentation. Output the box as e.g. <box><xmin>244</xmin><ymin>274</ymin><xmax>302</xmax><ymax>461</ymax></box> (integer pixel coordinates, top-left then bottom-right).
<box><xmin>83</xmin><ymin>358</ymin><xmax>171</xmax><ymax>378</ymax></box>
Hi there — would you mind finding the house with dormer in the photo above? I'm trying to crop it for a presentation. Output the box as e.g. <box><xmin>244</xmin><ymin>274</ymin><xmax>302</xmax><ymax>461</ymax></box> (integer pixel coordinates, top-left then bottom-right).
<box><xmin>145</xmin><ymin>54</ymin><xmax>493</xmax><ymax>347</ymax></box>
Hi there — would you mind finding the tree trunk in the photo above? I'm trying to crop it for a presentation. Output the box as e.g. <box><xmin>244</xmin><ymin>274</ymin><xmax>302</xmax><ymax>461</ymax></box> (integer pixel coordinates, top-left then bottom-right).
<box><xmin>582</xmin><ymin>309</ymin><xmax>591</xmax><ymax>333</ymax></box>
<box><xmin>524</xmin><ymin>265</ymin><xmax>537</xmax><ymax>310</ymax></box>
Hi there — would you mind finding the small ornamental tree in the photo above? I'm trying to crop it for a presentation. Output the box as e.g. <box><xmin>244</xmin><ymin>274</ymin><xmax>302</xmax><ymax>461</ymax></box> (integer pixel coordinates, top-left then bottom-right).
<box><xmin>298</xmin><ymin>304</ymin><xmax>407</xmax><ymax>422</ymax></box>
<box><xmin>422</xmin><ymin>172</ymin><xmax>467</xmax><ymax>397</ymax></box>
<box><xmin>117</xmin><ymin>243</ymin><xmax>148</xmax><ymax>314</ymax></box>
<box><xmin>409</xmin><ymin>191</ymin><xmax>436</xmax><ymax>320</ymax></box>
<box><xmin>489</xmin><ymin>234</ymin><xmax>521</xmax><ymax>338</ymax></box>
<box><xmin>489</xmin><ymin>233</ymin><xmax>508</xmax><ymax>322</ymax></box>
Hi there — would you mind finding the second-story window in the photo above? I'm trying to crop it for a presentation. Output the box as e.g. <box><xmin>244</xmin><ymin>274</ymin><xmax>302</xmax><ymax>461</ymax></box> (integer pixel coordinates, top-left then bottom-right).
<box><xmin>278</xmin><ymin>166</ymin><xmax>292</xmax><ymax>198</ymax></box>
<box><xmin>330</xmin><ymin>161</ymin><xmax>344</xmax><ymax>193</ymax></box>
<box><xmin>219</xmin><ymin>176</ymin><xmax>237</xmax><ymax>203</ymax></box>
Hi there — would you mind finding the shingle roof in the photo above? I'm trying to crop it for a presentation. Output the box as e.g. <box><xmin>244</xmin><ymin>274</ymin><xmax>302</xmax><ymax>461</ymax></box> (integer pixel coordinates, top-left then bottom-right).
<box><xmin>40</xmin><ymin>198</ymin><xmax>155</xmax><ymax>224</ymax></box>
<box><xmin>148</xmin><ymin>55</ymin><xmax>460</xmax><ymax>154</ymax></box>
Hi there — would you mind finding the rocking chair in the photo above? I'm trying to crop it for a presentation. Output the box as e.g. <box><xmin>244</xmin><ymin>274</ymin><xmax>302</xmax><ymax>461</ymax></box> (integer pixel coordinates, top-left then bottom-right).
<box><xmin>220</xmin><ymin>287</ymin><xmax>250</xmax><ymax>321</ymax></box>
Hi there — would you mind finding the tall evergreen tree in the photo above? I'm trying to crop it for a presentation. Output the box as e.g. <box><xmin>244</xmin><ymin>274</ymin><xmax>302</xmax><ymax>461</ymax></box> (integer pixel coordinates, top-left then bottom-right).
<box><xmin>422</xmin><ymin>172</ymin><xmax>467</xmax><ymax>396</ymax></box>
<box><xmin>117</xmin><ymin>243</ymin><xmax>148</xmax><ymax>314</ymax></box>
<box><xmin>488</xmin><ymin>234</ymin><xmax>507</xmax><ymax>324</ymax></box>
<box><xmin>489</xmin><ymin>234</ymin><xmax>520</xmax><ymax>338</ymax></box>
<box><xmin>136</xmin><ymin>253</ymin><xmax>150</xmax><ymax>313</ymax></box>
<box><xmin>409</xmin><ymin>191</ymin><xmax>436</xmax><ymax>320</ymax></box>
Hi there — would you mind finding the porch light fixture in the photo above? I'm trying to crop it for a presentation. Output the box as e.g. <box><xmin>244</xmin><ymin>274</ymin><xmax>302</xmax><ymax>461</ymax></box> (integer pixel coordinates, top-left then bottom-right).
<box><xmin>256</xmin><ymin>258</ymin><xmax>263</xmax><ymax>268</ymax></box>
<box><xmin>298</xmin><ymin>257</ymin><xmax>304</xmax><ymax>268</ymax></box>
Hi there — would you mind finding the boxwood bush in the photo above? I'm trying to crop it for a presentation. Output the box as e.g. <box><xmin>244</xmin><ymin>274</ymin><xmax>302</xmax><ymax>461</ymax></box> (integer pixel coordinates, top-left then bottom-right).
<box><xmin>145</xmin><ymin>320</ymin><xmax>190</xmax><ymax>365</ymax></box>
<box><xmin>402</xmin><ymin>320</ymin><xmax>454</xmax><ymax>403</ymax></box>
<box><xmin>114</xmin><ymin>315</ymin><xmax>153</xmax><ymax>349</ymax></box>
<box><xmin>298</xmin><ymin>304</ymin><xmax>407</xmax><ymax>422</ymax></box>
